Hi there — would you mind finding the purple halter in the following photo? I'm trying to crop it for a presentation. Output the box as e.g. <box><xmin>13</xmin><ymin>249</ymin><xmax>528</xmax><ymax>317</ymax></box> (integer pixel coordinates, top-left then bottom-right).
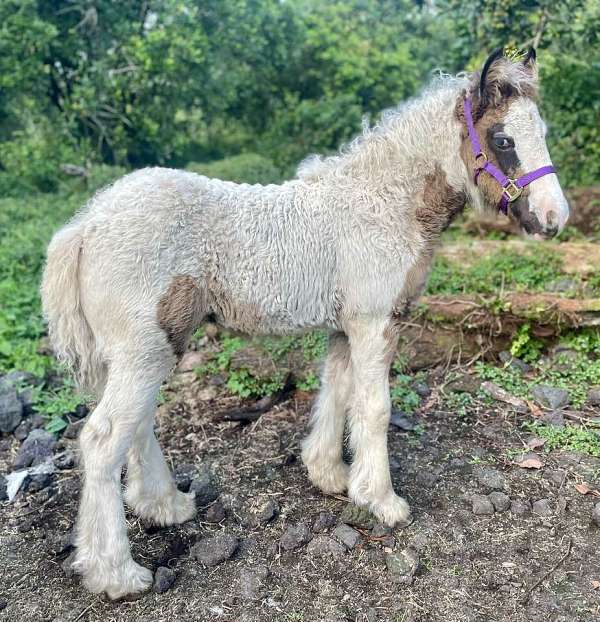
<box><xmin>464</xmin><ymin>97</ymin><xmax>556</xmax><ymax>215</ymax></box>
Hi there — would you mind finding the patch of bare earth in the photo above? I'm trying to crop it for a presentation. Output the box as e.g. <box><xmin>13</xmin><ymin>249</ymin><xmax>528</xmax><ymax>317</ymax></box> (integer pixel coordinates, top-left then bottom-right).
<box><xmin>1</xmin><ymin>368</ymin><xmax>600</xmax><ymax>622</ymax></box>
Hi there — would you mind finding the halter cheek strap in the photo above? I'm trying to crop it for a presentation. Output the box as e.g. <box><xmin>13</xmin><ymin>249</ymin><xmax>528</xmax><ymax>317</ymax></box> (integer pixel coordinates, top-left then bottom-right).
<box><xmin>464</xmin><ymin>97</ymin><xmax>556</xmax><ymax>215</ymax></box>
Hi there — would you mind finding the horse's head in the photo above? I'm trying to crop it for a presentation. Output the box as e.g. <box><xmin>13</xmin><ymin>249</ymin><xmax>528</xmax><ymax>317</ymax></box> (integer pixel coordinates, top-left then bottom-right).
<box><xmin>457</xmin><ymin>48</ymin><xmax>569</xmax><ymax>238</ymax></box>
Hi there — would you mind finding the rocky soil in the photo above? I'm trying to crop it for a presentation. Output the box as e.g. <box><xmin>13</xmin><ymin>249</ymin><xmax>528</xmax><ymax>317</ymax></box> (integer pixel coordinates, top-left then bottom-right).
<box><xmin>1</xmin><ymin>361</ymin><xmax>600</xmax><ymax>622</ymax></box>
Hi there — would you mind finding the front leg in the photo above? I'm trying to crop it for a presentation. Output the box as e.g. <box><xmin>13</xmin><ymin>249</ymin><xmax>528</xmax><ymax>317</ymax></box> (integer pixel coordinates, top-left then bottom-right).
<box><xmin>345</xmin><ymin>317</ymin><xmax>411</xmax><ymax>526</ymax></box>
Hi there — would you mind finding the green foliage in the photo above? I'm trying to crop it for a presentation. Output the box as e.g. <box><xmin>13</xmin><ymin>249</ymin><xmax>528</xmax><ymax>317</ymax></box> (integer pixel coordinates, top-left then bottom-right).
<box><xmin>442</xmin><ymin>391</ymin><xmax>476</xmax><ymax>419</ymax></box>
<box><xmin>390</xmin><ymin>374</ymin><xmax>421</xmax><ymax>413</ymax></box>
<box><xmin>525</xmin><ymin>421</ymin><xmax>600</xmax><ymax>458</ymax></box>
<box><xmin>186</xmin><ymin>154</ymin><xmax>283</xmax><ymax>185</ymax></box>
<box><xmin>427</xmin><ymin>248</ymin><xmax>564</xmax><ymax>295</ymax></box>
<box><xmin>297</xmin><ymin>370</ymin><xmax>320</xmax><ymax>392</ymax></box>
<box><xmin>32</xmin><ymin>382</ymin><xmax>83</xmax><ymax>433</ymax></box>
<box><xmin>510</xmin><ymin>323</ymin><xmax>544</xmax><ymax>363</ymax></box>
<box><xmin>299</xmin><ymin>331</ymin><xmax>328</xmax><ymax>362</ymax></box>
<box><xmin>226</xmin><ymin>368</ymin><xmax>285</xmax><ymax>399</ymax></box>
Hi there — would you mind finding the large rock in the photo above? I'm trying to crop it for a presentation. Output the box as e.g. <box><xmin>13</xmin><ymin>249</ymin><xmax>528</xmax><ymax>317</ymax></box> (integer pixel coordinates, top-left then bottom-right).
<box><xmin>307</xmin><ymin>535</ymin><xmax>346</xmax><ymax>559</ymax></box>
<box><xmin>475</xmin><ymin>467</ymin><xmax>506</xmax><ymax>491</ymax></box>
<box><xmin>13</xmin><ymin>429</ymin><xmax>56</xmax><ymax>469</ymax></box>
<box><xmin>332</xmin><ymin>524</ymin><xmax>362</xmax><ymax>550</ymax></box>
<box><xmin>386</xmin><ymin>548</ymin><xmax>419</xmax><ymax>584</ymax></box>
<box><xmin>191</xmin><ymin>533</ymin><xmax>238</xmax><ymax>567</ymax></box>
<box><xmin>339</xmin><ymin>504</ymin><xmax>378</xmax><ymax>529</ymax></box>
<box><xmin>239</xmin><ymin>565</ymin><xmax>269</xmax><ymax>601</ymax></box>
<box><xmin>472</xmin><ymin>495</ymin><xmax>494</xmax><ymax>515</ymax></box>
<box><xmin>531</xmin><ymin>385</ymin><xmax>570</xmax><ymax>410</ymax></box>
<box><xmin>153</xmin><ymin>566</ymin><xmax>176</xmax><ymax>593</ymax></box>
<box><xmin>0</xmin><ymin>389</ymin><xmax>23</xmax><ymax>434</ymax></box>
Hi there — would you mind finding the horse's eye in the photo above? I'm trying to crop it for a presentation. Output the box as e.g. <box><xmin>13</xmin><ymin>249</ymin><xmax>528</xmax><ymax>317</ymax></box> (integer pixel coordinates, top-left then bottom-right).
<box><xmin>493</xmin><ymin>133</ymin><xmax>514</xmax><ymax>150</ymax></box>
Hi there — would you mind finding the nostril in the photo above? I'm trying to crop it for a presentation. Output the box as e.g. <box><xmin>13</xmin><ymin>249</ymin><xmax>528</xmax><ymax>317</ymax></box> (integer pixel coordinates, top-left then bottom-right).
<box><xmin>545</xmin><ymin>225</ymin><xmax>559</xmax><ymax>238</ymax></box>
<box><xmin>546</xmin><ymin>210</ymin><xmax>558</xmax><ymax>228</ymax></box>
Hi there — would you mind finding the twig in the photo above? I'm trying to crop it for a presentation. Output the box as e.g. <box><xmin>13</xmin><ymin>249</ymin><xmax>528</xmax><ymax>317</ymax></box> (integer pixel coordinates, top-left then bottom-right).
<box><xmin>520</xmin><ymin>538</ymin><xmax>572</xmax><ymax>604</ymax></box>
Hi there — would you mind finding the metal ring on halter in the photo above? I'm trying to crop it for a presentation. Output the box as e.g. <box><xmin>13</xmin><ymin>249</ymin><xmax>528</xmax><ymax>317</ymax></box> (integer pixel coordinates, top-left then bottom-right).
<box><xmin>475</xmin><ymin>152</ymin><xmax>487</xmax><ymax>165</ymax></box>
<box><xmin>502</xmin><ymin>179</ymin><xmax>523</xmax><ymax>202</ymax></box>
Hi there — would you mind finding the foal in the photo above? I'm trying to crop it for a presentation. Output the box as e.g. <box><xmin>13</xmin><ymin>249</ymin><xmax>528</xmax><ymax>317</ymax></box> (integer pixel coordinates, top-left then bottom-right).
<box><xmin>42</xmin><ymin>49</ymin><xmax>569</xmax><ymax>598</ymax></box>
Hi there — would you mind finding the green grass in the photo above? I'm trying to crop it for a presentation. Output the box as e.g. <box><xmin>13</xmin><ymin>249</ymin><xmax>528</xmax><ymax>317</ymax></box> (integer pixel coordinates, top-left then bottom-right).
<box><xmin>427</xmin><ymin>247</ymin><xmax>568</xmax><ymax>296</ymax></box>
<box><xmin>524</xmin><ymin>421</ymin><xmax>600</xmax><ymax>457</ymax></box>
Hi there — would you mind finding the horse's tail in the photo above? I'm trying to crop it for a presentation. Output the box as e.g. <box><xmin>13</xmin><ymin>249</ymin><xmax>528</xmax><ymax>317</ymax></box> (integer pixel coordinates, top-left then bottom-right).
<box><xmin>41</xmin><ymin>219</ymin><xmax>106</xmax><ymax>397</ymax></box>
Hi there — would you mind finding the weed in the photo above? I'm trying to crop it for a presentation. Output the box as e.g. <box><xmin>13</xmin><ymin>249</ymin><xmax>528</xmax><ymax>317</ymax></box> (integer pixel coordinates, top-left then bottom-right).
<box><xmin>226</xmin><ymin>368</ymin><xmax>285</xmax><ymax>399</ymax></box>
<box><xmin>510</xmin><ymin>323</ymin><xmax>544</xmax><ymax>363</ymax></box>
<box><xmin>297</xmin><ymin>370</ymin><xmax>319</xmax><ymax>392</ymax></box>
<box><xmin>442</xmin><ymin>391</ymin><xmax>476</xmax><ymax>418</ymax></box>
<box><xmin>33</xmin><ymin>383</ymin><xmax>83</xmax><ymax>433</ymax></box>
<box><xmin>299</xmin><ymin>331</ymin><xmax>328</xmax><ymax>362</ymax></box>
<box><xmin>524</xmin><ymin>421</ymin><xmax>600</xmax><ymax>457</ymax></box>
<box><xmin>390</xmin><ymin>374</ymin><xmax>421</xmax><ymax>413</ymax></box>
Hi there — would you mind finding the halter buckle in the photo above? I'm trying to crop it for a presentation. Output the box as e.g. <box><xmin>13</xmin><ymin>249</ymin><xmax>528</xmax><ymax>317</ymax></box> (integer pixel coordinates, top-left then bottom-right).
<box><xmin>475</xmin><ymin>152</ymin><xmax>487</xmax><ymax>165</ymax></box>
<box><xmin>503</xmin><ymin>179</ymin><xmax>522</xmax><ymax>202</ymax></box>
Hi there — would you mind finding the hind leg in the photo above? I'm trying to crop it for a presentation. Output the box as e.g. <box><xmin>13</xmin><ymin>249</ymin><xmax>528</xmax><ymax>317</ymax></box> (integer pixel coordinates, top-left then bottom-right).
<box><xmin>301</xmin><ymin>332</ymin><xmax>353</xmax><ymax>493</ymax></box>
<box><xmin>124</xmin><ymin>418</ymin><xmax>196</xmax><ymax>525</ymax></box>
<box><xmin>73</xmin><ymin>354</ymin><xmax>170</xmax><ymax>599</ymax></box>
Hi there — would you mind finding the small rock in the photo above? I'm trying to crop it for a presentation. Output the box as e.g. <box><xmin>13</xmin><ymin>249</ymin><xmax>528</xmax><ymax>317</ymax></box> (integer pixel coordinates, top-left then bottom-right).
<box><xmin>0</xmin><ymin>599</ymin><xmax>7</xmax><ymax>612</ymax></box>
<box><xmin>390</xmin><ymin>411</ymin><xmax>416</xmax><ymax>431</ymax></box>
<box><xmin>545</xmin><ymin>469</ymin><xmax>566</xmax><ymax>487</ymax></box>
<box><xmin>416</xmin><ymin>469</ymin><xmax>439</xmax><ymax>487</ymax></box>
<box><xmin>313</xmin><ymin>511</ymin><xmax>336</xmax><ymax>533</ymax></box>
<box><xmin>446</xmin><ymin>374</ymin><xmax>480</xmax><ymax>394</ymax></box>
<box><xmin>13</xmin><ymin>419</ymin><xmax>32</xmax><ymax>441</ymax></box>
<box><xmin>239</xmin><ymin>565</ymin><xmax>269</xmax><ymax>601</ymax></box>
<box><xmin>371</xmin><ymin>523</ymin><xmax>392</xmax><ymax>538</ymax></box>
<box><xmin>412</xmin><ymin>381</ymin><xmax>431</xmax><ymax>398</ymax></box>
<box><xmin>177</xmin><ymin>351</ymin><xmax>207</xmax><ymax>373</ymax></box>
<box><xmin>191</xmin><ymin>533</ymin><xmax>238</xmax><ymax>566</ymax></box>
<box><xmin>532</xmin><ymin>498</ymin><xmax>553</xmax><ymax>517</ymax></box>
<box><xmin>475</xmin><ymin>467</ymin><xmax>506</xmax><ymax>491</ymax></box>
<box><xmin>55</xmin><ymin>450</ymin><xmax>76</xmax><ymax>470</ymax></box>
<box><xmin>587</xmin><ymin>388</ymin><xmax>600</xmax><ymax>407</ymax></box>
<box><xmin>63</xmin><ymin>419</ymin><xmax>85</xmax><ymax>440</ymax></box>
<box><xmin>197</xmin><ymin>386</ymin><xmax>218</xmax><ymax>401</ymax></box>
<box><xmin>488</xmin><ymin>492</ymin><xmax>510</xmax><ymax>512</ymax></box>
<box><xmin>385</xmin><ymin>548</ymin><xmax>419</xmax><ymax>583</ymax></box>
<box><xmin>0</xmin><ymin>475</ymin><xmax>7</xmax><ymax>501</ymax></box>
<box><xmin>339</xmin><ymin>504</ymin><xmax>378</xmax><ymax>529</ymax></box>
<box><xmin>531</xmin><ymin>385</ymin><xmax>570</xmax><ymax>410</ymax></box>
<box><xmin>72</xmin><ymin>403</ymin><xmax>89</xmax><ymax>419</ymax></box>
<box><xmin>472</xmin><ymin>494</ymin><xmax>495</xmax><ymax>515</ymax></box>
<box><xmin>510</xmin><ymin>499</ymin><xmax>531</xmax><ymax>515</ymax></box>
<box><xmin>307</xmin><ymin>535</ymin><xmax>347</xmax><ymax>559</ymax></box>
<box><xmin>333</xmin><ymin>524</ymin><xmax>362</xmax><ymax>549</ymax></box>
<box><xmin>174</xmin><ymin>462</ymin><xmax>196</xmax><ymax>492</ymax></box>
<box><xmin>13</xmin><ymin>429</ymin><xmax>56</xmax><ymax>469</ymax></box>
<box><xmin>205</xmin><ymin>501</ymin><xmax>226</xmax><ymax>523</ymax></box>
<box><xmin>252</xmin><ymin>499</ymin><xmax>279</xmax><ymax>525</ymax></box>
<box><xmin>153</xmin><ymin>566</ymin><xmax>176</xmax><ymax>593</ymax></box>
<box><xmin>548</xmin><ymin>278</ymin><xmax>578</xmax><ymax>294</ymax></box>
<box><xmin>498</xmin><ymin>351</ymin><xmax>532</xmax><ymax>373</ymax></box>
<box><xmin>26</xmin><ymin>472</ymin><xmax>54</xmax><ymax>492</ymax></box>
<box><xmin>592</xmin><ymin>503</ymin><xmax>600</xmax><ymax>527</ymax></box>
<box><xmin>190</xmin><ymin>466</ymin><xmax>219</xmax><ymax>507</ymax></box>
<box><xmin>540</xmin><ymin>410</ymin><xmax>565</xmax><ymax>427</ymax></box>
<box><xmin>280</xmin><ymin>523</ymin><xmax>312</xmax><ymax>551</ymax></box>
<box><xmin>61</xmin><ymin>550</ymin><xmax>77</xmax><ymax>578</ymax></box>
<box><xmin>0</xmin><ymin>389</ymin><xmax>23</xmax><ymax>434</ymax></box>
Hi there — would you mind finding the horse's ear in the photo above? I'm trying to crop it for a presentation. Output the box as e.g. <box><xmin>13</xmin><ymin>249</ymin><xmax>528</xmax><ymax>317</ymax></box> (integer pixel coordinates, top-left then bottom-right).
<box><xmin>479</xmin><ymin>48</ymin><xmax>505</xmax><ymax>100</ymax></box>
<box><xmin>523</xmin><ymin>47</ymin><xmax>537</xmax><ymax>68</ymax></box>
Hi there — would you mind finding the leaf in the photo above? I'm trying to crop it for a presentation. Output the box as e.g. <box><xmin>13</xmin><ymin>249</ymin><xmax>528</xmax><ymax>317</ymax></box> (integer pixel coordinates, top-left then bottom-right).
<box><xmin>515</xmin><ymin>454</ymin><xmax>544</xmax><ymax>469</ymax></box>
<box><xmin>575</xmin><ymin>482</ymin><xmax>600</xmax><ymax>498</ymax></box>
<box><xmin>526</xmin><ymin>437</ymin><xmax>546</xmax><ymax>450</ymax></box>
<box><xmin>526</xmin><ymin>399</ymin><xmax>543</xmax><ymax>418</ymax></box>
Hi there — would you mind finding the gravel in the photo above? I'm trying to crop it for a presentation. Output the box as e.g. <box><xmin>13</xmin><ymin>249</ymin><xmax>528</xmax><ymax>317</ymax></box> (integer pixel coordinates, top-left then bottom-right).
<box><xmin>332</xmin><ymin>524</ymin><xmax>362</xmax><ymax>549</ymax></box>
<box><xmin>306</xmin><ymin>535</ymin><xmax>347</xmax><ymax>559</ymax></box>
<box><xmin>191</xmin><ymin>533</ymin><xmax>239</xmax><ymax>566</ymax></box>
<box><xmin>280</xmin><ymin>523</ymin><xmax>312</xmax><ymax>551</ymax></box>
<box><xmin>239</xmin><ymin>565</ymin><xmax>269</xmax><ymax>600</ymax></box>
<box><xmin>153</xmin><ymin>566</ymin><xmax>176</xmax><ymax>593</ymax></box>
<box><xmin>488</xmin><ymin>492</ymin><xmax>510</xmax><ymax>512</ymax></box>
<box><xmin>531</xmin><ymin>385</ymin><xmax>570</xmax><ymax>410</ymax></box>
<box><xmin>532</xmin><ymin>498</ymin><xmax>553</xmax><ymax>517</ymax></box>
<box><xmin>312</xmin><ymin>511</ymin><xmax>336</xmax><ymax>533</ymax></box>
<box><xmin>13</xmin><ymin>429</ymin><xmax>56</xmax><ymax>469</ymax></box>
<box><xmin>472</xmin><ymin>494</ymin><xmax>495</xmax><ymax>515</ymax></box>
<box><xmin>190</xmin><ymin>466</ymin><xmax>219</xmax><ymax>507</ymax></box>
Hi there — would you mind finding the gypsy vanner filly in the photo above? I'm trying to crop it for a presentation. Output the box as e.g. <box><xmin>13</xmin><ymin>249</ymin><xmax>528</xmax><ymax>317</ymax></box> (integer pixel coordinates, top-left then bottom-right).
<box><xmin>41</xmin><ymin>49</ymin><xmax>569</xmax><ymax>598</ymax></box>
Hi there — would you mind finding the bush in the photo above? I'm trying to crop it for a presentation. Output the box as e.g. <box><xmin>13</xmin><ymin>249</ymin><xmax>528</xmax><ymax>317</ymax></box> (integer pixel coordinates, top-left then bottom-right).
<box><xmin>186</xmin><ymin>153</ymin><xmax>283</xmax><ymax>185</ymax></box>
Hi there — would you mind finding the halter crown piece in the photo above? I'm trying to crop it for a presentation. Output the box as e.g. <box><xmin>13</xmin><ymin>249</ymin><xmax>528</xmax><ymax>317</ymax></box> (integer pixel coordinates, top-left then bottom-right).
<box><xmin>463</xmin><ymin>97</ymin><xmax>557</xmax><ymax>215</ymax></box>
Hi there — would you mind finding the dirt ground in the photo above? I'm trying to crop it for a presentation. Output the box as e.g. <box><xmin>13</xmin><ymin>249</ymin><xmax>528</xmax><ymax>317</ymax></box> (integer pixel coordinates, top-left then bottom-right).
<box><xmin>2</xmin><ymin>365</ymin><xmax>600</xmax><ymax>622</ymax></box>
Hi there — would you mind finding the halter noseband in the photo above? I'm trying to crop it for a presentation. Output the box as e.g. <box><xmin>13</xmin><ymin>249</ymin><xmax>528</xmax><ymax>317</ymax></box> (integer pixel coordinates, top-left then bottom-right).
<box><xmin>464</xmin><ymin>97</ymin><xmax>556</xmax><ymax>215</ymax></box>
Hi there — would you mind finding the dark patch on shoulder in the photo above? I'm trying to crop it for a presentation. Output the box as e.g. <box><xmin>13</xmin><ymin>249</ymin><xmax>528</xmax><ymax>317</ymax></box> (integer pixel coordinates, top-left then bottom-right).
<box><xmin>157</xmin><ymin>275</ymin><xmax>206</xmax><ymax>357</ymax></box>
<box><xmin>418</xmin><ymin>164</ymin><xmax>467</xmax><ymax>238</ymax></box>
